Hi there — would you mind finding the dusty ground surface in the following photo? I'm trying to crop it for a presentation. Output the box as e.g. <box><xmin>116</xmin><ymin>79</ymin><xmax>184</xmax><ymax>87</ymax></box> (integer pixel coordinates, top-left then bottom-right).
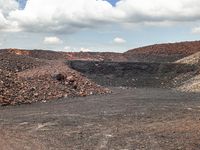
<box><xmin>1</xmin><ymin>88</ymin><xmax>200</xmax><ymax>150</ymax></box>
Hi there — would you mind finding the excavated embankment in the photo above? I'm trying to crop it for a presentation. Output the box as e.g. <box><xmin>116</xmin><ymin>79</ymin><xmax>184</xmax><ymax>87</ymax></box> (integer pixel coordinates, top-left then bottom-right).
<box><xmin>68</xmin><ymin>61</ymin><xmax>197</xmax><ymax>88</ymax></box>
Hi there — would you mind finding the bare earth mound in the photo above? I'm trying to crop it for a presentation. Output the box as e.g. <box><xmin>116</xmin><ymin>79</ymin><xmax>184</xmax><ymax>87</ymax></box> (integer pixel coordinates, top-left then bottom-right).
<box><xmin>177</xmin><ymin>74</ymin><xmax>200</xmax><ymax>92</ymax></box>
<box><xmin>125</xmin><ymin>41</ymin><xmax>200</xmax><ymax>62</ymax></box>
<box><xmin>0</xmin><ymin>50</ymin><xmax>110</xmax><ymax>106</ymax></box>
<box><xmin>176</xmin><ymin>51</ymin><xmax>200</xmax><ymax>65</ymax></box>
<box><xmin>0</xmin><ymin>50</ymin><xmax>46</xmax><ymax>72</ymax></box>
<box><xmin>172</xmin><ymin>51</ymin><xmax>200</xmax><ymax>92</ymax></box>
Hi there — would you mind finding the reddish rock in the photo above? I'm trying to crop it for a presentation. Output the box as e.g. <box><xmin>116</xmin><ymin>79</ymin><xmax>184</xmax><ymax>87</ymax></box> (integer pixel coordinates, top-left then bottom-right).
<box><xmin>0</xmin><ymin>50</ymin><xmax>111</xmax><ymax>106</ymax></box>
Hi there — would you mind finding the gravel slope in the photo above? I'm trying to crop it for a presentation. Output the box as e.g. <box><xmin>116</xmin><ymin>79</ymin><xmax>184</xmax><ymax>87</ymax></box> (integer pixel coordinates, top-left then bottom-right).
<box><xmin>0</xmin><ymin>50</ymin><xmax>110</xmax><ymax>105</ymax></box>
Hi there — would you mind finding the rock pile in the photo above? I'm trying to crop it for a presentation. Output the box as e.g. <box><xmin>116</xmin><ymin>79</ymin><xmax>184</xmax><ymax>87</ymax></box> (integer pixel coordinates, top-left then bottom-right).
<box><xmin>0</xmin><ymin>50</ymin><xmax>110</xmax><ymax>106</ymax></box>
<box><xmin>0</xmin><ymin>50</ymin><xmax>46</xmax><ymax>72</ymax></box>
<box><xmin>173</xmin><ymin>51</ymin><xmax>200</xmax><ymax>92</ymax></box>
<box><xmin>175</xmin><ymin>51</ymin><xmax>200</xmax><ymax>65</ymax></box>
<box><xmin>0</xmin><ymin>69</ymin><xmax>22</xmax><ymax>105</ymax></box>
<box><xmin>176</xmin><ymin>74</ymin><xmax>200</xmax><ymax>92</ymax></box>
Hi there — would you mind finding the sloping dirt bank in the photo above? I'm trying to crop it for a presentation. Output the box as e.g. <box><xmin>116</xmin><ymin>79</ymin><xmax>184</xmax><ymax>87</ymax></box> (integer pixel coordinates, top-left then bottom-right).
<box><xmin>68</xmin><ymin>61</ymin><xmax>197</xmax><ymax>88</ymax></box>
<box><xmin>172</xmin><ymin>51</ymin><xmax>200</xmax><ymax>92</ymax></box>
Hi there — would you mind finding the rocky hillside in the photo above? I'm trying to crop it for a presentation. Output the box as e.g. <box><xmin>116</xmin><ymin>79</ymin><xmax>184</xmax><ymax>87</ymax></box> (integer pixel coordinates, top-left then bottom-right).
<box><xmin>2</xmin><ymin>40</ymin><xmax>200</xmax><ymax>103</ymax></box>
<box><xmin>0</xmin><ymin>50</ymin><xmax>110</xmax><ymax>106</ymax></box>
<box><xmin>65</xmin><ymin>52</ymin><xmax>127</xmax><ymax>62</ymax></box>
<box><xmin>125</xmin><ymin>41</ymin><xmax>200</xmax><ymax>62</ymax></box>
<box><xmin>3</xmin><ymin>41</ymin><xmax>200</xmax><ymax>63</ymax></box>
<box><xmin>5</xmin><ymin>49</ymin><xmax>127</xmax><ymax>62</ymax></box>
<box><xmin>175</xmin><ymin>51</ymin><xmax>200</xmax><ymax>65</ymax></box>
<box><xmin>172</xmin><ymin>51</ymin><xmax>200</xmax><ymax>92</ymax></box>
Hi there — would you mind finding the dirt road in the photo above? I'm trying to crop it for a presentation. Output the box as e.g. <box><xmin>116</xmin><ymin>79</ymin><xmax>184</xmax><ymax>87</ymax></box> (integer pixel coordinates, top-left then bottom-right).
<box><xmin>1</xmin><ymin>88</ymin><xmax>200</xmax><ymax>150</ymax></box>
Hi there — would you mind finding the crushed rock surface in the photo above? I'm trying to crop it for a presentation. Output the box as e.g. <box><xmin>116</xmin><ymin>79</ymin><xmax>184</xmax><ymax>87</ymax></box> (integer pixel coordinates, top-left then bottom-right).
<box><xmin>0</xmin><ymin>50</ymin><xmax>110</xmax><ymax>106</ymax></box>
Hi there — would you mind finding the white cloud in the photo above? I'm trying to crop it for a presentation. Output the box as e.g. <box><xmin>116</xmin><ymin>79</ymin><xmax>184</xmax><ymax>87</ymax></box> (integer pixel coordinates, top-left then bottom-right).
<box><xmin>63</xmin><ymin>46</ymin><xmax>92</xmax><ymax>52</ymax></box>
<box><xmin>0</xmin><ymin>0</ymin><xmax>19</xmax><ymax>32</ymax></box>
<box><xmin>115</xmin><ymin>0</ymin><xmax>200</xmax><ymax>23</ymax></box>
<box><xmin>43</xmin><ymin>36</ymin><xmax>63</xmax><ymax>45</ymax></box>
<box><xmin>80</xmin><ymin>47</ymin><xmax>92</xmax><ymax>52</ymax></box>
<box><xmin>64</xmin><ymin>46</ymin><xmax>71</xmax><ymax>51</ymax></box>
<box><xmin>0</xmin><ymin>0</ymin><xmax>18</xmax><ymax>16</ymax></box>
<box><xmin>192</xmin><ymin>26</ymin><xmax>200</xmax><ymax>34</ymax></box>
<box><xmin>0</xmin><ymin>12</ymin><xmax>7</xmax><ymax>27</ymax></box>
<box><xmin>8</xmin><ymin>0</ymin><xmax>115</xmax><ymax>33</ymax></box>
<box><xmin>113</xmin><ymin>37</ymin><xmax>126</xmax><ymax>44</ymax></box>
<box><xmin>1</xmin><ymin>0</ymin><xmax>200</xmax><ymax>33</ymax></box>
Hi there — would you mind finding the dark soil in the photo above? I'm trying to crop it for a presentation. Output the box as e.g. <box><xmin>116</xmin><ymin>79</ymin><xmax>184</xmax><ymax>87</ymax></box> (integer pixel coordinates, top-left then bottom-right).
<box><xmin>68</xmin><ymin>60</ymin><xmax>198</xmax><ymax>88</ymax></box>
<box><xmin>1</xmin><ymin>88</ymin><xmax>200</xmax><ymax>150</ymax></box>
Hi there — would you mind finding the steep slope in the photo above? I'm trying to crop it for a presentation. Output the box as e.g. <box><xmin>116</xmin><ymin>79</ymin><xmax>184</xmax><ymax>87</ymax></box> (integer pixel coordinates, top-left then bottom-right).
<box><xmin>172</xmin><ymin>51</ymin><xmax>200</xmax><ymax>92</ymax></box>
<box><xmin>175</xmin><ymin>51</ymin><xmax>200</xmax><ymax>65</ymax></box>
<box><xmin>68</xmin><ymin>61</ymin><xmax>197</xmax><ymax>88</ymax></box>
<box><xmin>177</xmin><ymin>74</ymin><xmax>200</xmax><ymax>92</ymax></box>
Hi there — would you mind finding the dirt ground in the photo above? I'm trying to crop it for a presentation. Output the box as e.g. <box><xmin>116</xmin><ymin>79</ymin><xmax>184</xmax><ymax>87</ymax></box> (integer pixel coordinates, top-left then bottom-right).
<box><xmin>1</xmin><ymin>87</ymin><xmax>200</xmax><ymax>150</ymax></box>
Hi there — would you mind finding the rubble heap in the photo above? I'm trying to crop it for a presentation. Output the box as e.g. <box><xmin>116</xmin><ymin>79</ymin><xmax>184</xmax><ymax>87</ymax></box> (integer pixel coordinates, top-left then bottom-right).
<box><xmin>0</xmin><ymin>69</ymin><xmax>22</xmax><ymax>105</ymax></box>
<box><xmin>0</xmin><ymin>51</ymin><xmax>46</xmax><ymax>72</ymax></box>
<box><xmin>0</xmin><ymin>50</ymin><xmax>110</xmax><ymax>106</ymax></box>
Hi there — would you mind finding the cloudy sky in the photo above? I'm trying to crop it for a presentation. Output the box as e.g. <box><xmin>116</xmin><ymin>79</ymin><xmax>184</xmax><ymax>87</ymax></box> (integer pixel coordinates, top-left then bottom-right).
<box><xmin>1</xmin><ymin>0</ymin><xmax>200</xmax><ymax>52</ymax></box>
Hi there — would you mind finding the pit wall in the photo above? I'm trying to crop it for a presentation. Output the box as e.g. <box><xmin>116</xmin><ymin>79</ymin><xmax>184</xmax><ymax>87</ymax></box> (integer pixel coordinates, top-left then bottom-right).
<box><xmin>67</xmin><ymin>61</ymin><xmax>197</xmax><ymax>88</ymax></box>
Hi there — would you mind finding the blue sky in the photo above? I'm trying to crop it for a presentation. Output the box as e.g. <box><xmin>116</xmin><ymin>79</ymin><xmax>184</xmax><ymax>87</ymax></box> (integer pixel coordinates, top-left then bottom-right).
<box><xmin>17</xmin><ymin>0</ymin><xmax>119</xmax><ymax>8</ymax></box>
<box><xmin>1</xmin><ymin>0</ymin><xmax>200</xmax><ymax>52</ymax></box>
<box><xmin>17</xmin><ymin>0</ymin><xmax>27</xmax><ymax>9</ymax></box>
<box><xmin>106</xmin><ymin>0</ymin><xmax>119</xmax><ymax>6</ymax></box>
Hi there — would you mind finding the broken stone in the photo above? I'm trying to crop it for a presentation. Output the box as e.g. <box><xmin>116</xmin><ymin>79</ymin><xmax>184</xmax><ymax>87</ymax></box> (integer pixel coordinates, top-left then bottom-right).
<box><xmin>53</xmin><ymin>73</ymin><xmax>65</xmax><ymax>81</ymax></box>
<box><xmin>0</xmin><ymin>49</ymin><xmax>111</xmax><ymax>106</ymax></box>
<box><xmin>67</xmin><ymin>75</ymin><xmax>76</xmax><ymax>82</ymax></box>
